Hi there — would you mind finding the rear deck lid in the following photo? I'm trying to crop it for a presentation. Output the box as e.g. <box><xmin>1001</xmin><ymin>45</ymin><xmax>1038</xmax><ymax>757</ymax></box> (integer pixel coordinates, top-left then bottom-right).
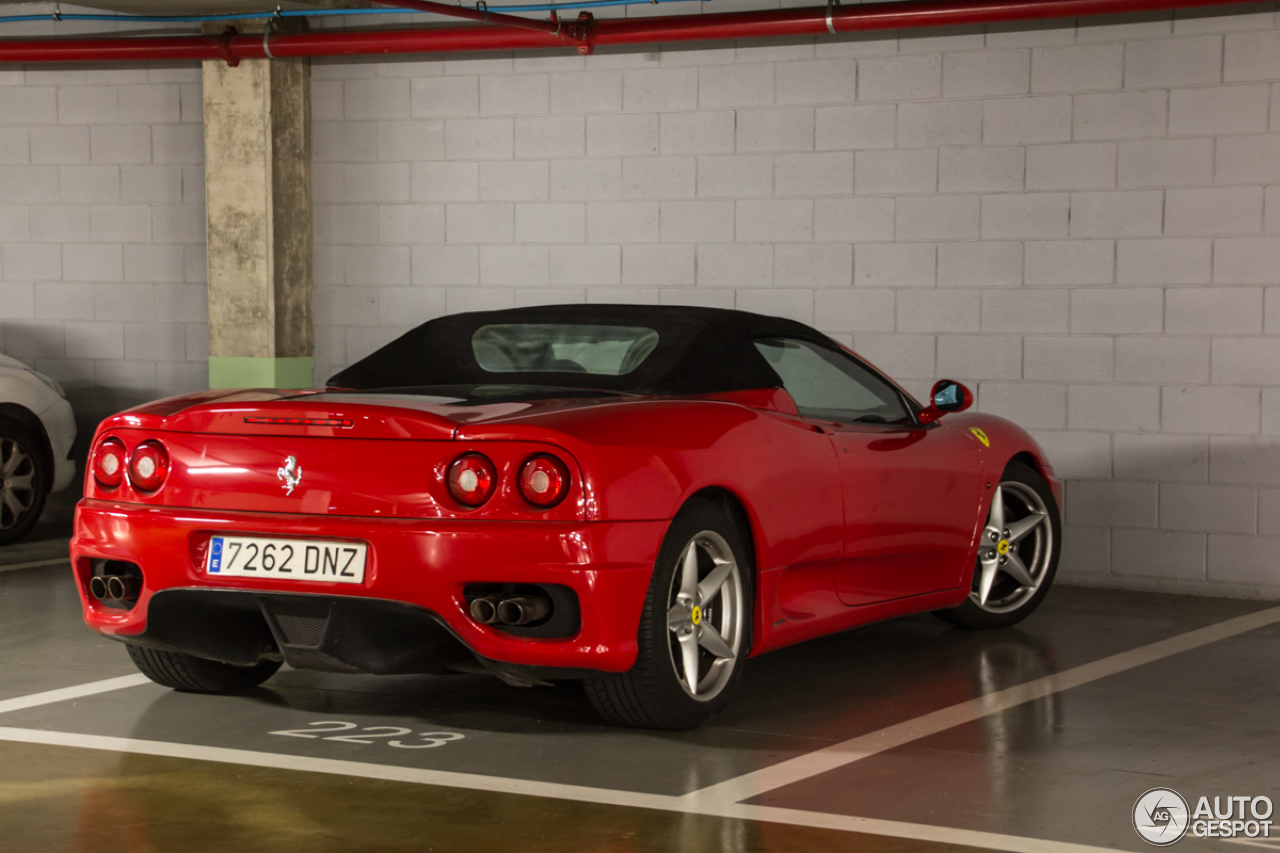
<box><xmin>111</xmin><ymin>386</ymin><xmax>629</xmax><ymax>440</ymax></box>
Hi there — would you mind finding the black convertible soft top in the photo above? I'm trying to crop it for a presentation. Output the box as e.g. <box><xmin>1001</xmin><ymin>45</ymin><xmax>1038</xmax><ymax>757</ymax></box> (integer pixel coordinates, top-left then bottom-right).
<box><xmin>327</xmin><ymin>304</ymin><xmax>835</xmax><ymax>395</ymax></box>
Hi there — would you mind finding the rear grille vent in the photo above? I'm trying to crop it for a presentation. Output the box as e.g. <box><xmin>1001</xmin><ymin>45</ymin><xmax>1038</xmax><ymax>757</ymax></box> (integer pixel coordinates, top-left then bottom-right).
<box><xmin>267</xmin><ymin>599</ymin><xmax>331</xmax><ymax>647</ymax></box>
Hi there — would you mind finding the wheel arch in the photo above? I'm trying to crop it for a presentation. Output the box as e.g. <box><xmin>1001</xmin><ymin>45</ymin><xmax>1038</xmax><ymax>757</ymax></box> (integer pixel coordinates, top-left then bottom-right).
<box><xmin>0</xmin><ymin>402</ymin><xmax>54</xmax><ymax>474</ymax></box>
<box><xmin>1003</xmin><ymin>450</ymin><xmax>1063</xmax><ymax>512</ymax></box>
<box><xmin>680</xmin><ymin>486</ymin><xmax>759</xmax><ymax>574</ymax></box>
<box><xmin>1006</xmin><ymin>450</ymin><xmax>1048</xmax><ymax>481</ymax></box>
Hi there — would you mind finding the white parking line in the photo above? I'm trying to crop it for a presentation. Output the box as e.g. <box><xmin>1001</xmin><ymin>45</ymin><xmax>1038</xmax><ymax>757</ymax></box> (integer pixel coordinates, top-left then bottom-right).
<box><xmin>0</xmin><ymin>605</ymin><xmax>1276</xmax><ymax>852</ymax></box>
<box><xmin>679</xmin><ymin>604</ymin><xmax>1280</xmax><ymax>808</ymax></box>
<box><xmin>0</xmin><ymin>725</ymin><xmax>1118</xmax><ymax>853</ymax></box>
<box><xmin>0</xmin><ymin>674</ymin><xmax>151</xmax><ymax>715</ymax></box>
<box><xmin>0</xmin><ymin>557</ymin><xmax>70</xmax><ymax>573</ymax></box>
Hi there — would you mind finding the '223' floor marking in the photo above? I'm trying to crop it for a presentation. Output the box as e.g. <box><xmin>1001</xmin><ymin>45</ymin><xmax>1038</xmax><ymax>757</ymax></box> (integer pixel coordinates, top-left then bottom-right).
<box><xmin>269</xmin><ymin>720</ymin><xmax>466</xmax><ymax>749</ymax></box>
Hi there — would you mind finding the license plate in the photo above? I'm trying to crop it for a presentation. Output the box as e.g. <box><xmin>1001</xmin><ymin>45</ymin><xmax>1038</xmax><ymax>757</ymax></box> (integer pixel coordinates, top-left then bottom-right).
<box><xmin>207</xmin><ymin>536</ymin><xmax>367</xmax><ymax>584</ymax></box>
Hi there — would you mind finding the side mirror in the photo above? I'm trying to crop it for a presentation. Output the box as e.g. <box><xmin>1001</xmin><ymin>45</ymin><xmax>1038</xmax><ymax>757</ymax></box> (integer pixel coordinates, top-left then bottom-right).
<box><xmin>918</xmin><ymin>379</ymin><xmax>974</xmax><ymax>425</ymax></box>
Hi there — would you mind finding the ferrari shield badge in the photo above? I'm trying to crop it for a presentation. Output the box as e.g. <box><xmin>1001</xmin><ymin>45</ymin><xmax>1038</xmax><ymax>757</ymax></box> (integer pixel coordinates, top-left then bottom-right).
<box><xmin>278</xmin><ymin>455</ymin><xmax>303</xmax><ymax>495</ymax></box>
<box><xmin>970</xmin><ymin>427</ymin><xmax>990</xmax><ymax>447</ymax></box>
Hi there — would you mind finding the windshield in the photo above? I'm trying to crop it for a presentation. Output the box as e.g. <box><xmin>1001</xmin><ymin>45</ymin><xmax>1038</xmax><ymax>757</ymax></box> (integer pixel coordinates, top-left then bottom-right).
<box><xmin>472</xmin><ymin>324</ymin><xmax>660</xmax><ymax>375</ymax></box>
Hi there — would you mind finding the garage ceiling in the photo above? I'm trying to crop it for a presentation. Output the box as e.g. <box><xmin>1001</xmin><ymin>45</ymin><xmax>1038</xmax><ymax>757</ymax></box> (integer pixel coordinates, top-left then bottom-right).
<box><xmin>0</xmin><ymin>1</ymin><xmax>369</xmax><ymax>15</ymax></box>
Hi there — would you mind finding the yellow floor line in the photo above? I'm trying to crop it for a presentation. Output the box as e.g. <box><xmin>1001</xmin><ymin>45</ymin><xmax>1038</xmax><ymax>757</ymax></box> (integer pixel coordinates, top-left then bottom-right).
<box><xmin>0</xmin><ymin>726</ymin><xmax>1120</xmax><ymax>853</ymax></box>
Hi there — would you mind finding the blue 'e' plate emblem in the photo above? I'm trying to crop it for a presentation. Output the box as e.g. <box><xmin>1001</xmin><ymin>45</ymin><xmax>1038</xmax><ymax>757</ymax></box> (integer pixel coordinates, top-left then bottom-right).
<box><xmin>209</xmin><ymin>537</ymin><xmax>224</xmax><ymax>573</ymax></box>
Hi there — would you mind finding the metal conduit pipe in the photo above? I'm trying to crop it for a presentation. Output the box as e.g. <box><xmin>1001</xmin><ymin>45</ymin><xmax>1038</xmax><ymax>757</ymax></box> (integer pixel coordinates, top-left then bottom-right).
<box><xmin>0</xmin><ymin>1</ymin><xmax>687</xmax><ymax>25</ymax></box>
<box><xmin>368</xmin><ymin>0</ymin><xmax>598</xmax><ymax>52</ymax></box>
<box><xmin>0</xmin><ymin>0</ymin><xmax>1261</xmax><ymax>64</ymax></box>
<box><xmin>369</xmin><ymin>0</ymin><xmax>567</xmax><ymax>37</ymax></box>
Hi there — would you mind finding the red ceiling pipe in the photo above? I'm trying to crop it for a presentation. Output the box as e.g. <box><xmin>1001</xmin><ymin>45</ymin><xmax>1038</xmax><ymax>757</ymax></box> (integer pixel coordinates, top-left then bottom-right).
<box><xmin>0</xmin><ymin>35</ymin><xmax>228</xmax><ymax>63</ymax></box>
<box><xmin>599</xmin><ymin>0</ymin><xmax>1263</xmax><ymax>43</ymax></box>
<box><xmin>0</xmin><ymin>0</ymin><xmax>1264</xmax><ymax>63</ymax></box>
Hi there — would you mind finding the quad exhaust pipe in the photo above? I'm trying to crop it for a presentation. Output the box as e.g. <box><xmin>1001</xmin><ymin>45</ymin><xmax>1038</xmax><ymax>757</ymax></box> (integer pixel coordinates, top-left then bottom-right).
<box><xmin>89</xmin><ymin>569</ymin><xmax>141</xmax><ymax>604</ymax></box>
<box><xmin>469</xmin><ymin>594</ymin><xmax>552</xmax><ymax>627</ymax></box>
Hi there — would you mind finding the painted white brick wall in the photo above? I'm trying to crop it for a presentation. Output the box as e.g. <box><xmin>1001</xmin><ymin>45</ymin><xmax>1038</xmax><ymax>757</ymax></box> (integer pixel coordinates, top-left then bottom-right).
<box><xmin>310</xmin><ymin>4</ymin><xmax>1280</xmax><ymax>600</ymax></box>
<box><xmin>0</xmin><ymin>42</ymin><xmax>207</xmax><ymax>455</ymax></box>
<box><xmin>8</xmin><ymin>4</ymin><xmax>1280</xmax><ymax>597</ymax></box>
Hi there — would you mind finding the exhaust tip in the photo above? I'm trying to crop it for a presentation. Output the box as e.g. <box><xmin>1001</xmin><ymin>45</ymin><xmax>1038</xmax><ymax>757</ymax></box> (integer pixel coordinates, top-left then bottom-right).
<box><xmin>469</xmin><ymin>596</ymin><xmax>499</xmax><ymax>624</ymax></box>
<box><xmin>496</xmin><ymin>599</ymin><xmax>522</xmax><ymax>625</ymax></box>
<box><xmin>497</xmin><ymin>595</ymin><xmax>551</xmax><ymax>626</ymax></box>
<box><xmin>97</xmin><ymin>574</ymin><xmax>140</xmax><ymax>602</ymax></box>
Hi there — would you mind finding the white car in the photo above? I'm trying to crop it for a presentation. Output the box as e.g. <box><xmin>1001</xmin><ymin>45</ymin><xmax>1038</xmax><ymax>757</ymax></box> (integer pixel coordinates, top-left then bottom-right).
<box><xmin>0</xmin><ymin>355</ymin><xmax>76</xmax><ymax>544</ymax></box>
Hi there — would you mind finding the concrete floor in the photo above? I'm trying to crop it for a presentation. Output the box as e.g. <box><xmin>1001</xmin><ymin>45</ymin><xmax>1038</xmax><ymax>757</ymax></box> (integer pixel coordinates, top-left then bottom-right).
<box><xmin>0</xmin><ymin>532</ymin><xmax>1276</xmax><ymax>852</ymax></box>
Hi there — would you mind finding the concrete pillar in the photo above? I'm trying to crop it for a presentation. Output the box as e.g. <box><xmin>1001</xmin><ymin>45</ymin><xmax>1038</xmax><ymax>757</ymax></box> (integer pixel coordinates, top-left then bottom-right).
<box><xmin>202</xmin><ymin>38</ymin><xmax>313</xmax><ymax>389</ymax></box>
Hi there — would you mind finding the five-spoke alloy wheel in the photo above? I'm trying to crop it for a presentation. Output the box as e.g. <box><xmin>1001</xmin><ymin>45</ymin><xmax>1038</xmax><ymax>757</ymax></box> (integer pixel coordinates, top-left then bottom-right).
<box><xmin>973</xmin><ymin>479</ymin><xmax>1053</xmax><ymax>613</ymax></box>
<box><xmin>937</xmin><ymin>461</ymin><xmax>1061</xmax><ymax>630</ymax></box>
<box><xmin>586</xmin><ymin>499</ymin><xmax>752</xmax><ymax>729</ymax></box>
<box><xmin>665</xmin><ymin>529</ymin><xmax>746</xmax><ymax>702</ymax></box>
<box><xmin>0</xmin><ymin>418</ymin><xmax>49</xmax><ymax>546</ymax></box>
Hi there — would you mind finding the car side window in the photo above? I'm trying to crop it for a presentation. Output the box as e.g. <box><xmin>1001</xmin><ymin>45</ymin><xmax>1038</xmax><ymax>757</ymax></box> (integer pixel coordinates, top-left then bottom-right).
<box><xmin>754</xmin><ymin>338</ymin><xmax>912</xmax><ymax>425</ymax></box>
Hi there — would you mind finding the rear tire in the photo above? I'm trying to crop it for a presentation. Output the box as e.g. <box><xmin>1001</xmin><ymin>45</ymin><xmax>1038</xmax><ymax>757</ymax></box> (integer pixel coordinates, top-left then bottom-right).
<box><xmin>935</xmin><ymin>461</ymin><xmax>1060</xmax><ymax>630</ymax></box>
<box><xmin>0</xmin><ymin>417</ymin><xmax>50</xmax><ymax>546</ymax></box>
<box><xmin>126</xmin><ymin>644</ymin><xmax>281</xmax><ymax>694</ymax></box>
<box><xmin>585</xmin><ymin>499</ymin><xmax>753</xmax><ymax>730</ymax></box>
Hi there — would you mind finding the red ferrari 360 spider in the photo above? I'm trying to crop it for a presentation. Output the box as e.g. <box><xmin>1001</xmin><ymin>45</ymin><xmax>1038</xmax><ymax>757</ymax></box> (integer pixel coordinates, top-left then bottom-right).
<box><xmin>72</xmin><ymin>305</ymin><xmax>1061</xmax><ymax>729</ymax></box>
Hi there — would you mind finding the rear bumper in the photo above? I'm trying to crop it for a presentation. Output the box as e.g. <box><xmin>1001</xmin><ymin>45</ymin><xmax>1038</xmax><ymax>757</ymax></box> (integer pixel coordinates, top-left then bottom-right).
<box><xmin>71</xmin><ymin>500</ymin><xmax>666</xmax><ymax>673</ymax></box>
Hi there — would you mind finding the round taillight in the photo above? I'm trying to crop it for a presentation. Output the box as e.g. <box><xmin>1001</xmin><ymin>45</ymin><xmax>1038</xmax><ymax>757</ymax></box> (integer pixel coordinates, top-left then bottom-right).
<box><xmin>519</xmin><ymin>454</ymin><xmax>570</xmax><ymax>508</ymax></box>
<box><xmin>128</xmin><ymin>440</ymin><xmax>170</xmax><ymax>492</ymax></box>
<box><xmin>92</xmin><ymin>437</ymin><xmax>126</xmax><ymax>490</ymax></box>
<box><xmin>447</xmin><ymin>452</ymin><xmax>496</xmax><ymax>507</ymax></box>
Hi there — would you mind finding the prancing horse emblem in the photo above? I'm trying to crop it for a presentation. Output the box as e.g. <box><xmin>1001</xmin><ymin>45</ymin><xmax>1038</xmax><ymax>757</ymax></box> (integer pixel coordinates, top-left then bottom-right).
<box><xmin>277</xmin><ymin>455</ymin><xmax>302</xmax><ymax>495</ymax></box>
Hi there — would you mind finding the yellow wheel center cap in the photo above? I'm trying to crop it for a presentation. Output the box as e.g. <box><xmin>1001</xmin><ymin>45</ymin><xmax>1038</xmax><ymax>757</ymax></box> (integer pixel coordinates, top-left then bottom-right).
<box><xmin>997</xmin><ymin>540</ymin><xmax>1010</xmax><ymax>555</ymax></box>
<box><xmin>691</xmin><ymin>605</ymin><xmax>702</xmax><ymax>625</ymax></box>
